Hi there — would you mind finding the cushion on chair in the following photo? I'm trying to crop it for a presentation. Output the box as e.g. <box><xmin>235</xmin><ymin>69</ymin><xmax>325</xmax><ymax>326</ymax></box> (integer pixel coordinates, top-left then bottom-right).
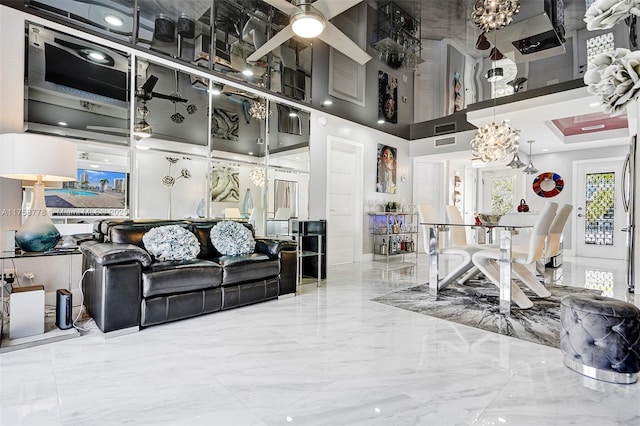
<box><xmin>560</xmin><ymin>294</ymin><xmax>640</xmax><ymax>375</ymax></box>
<box><xmin>142</xmin><ymin>225</ymin><xmax>200</xmax><ymax>261</ymax></box>
<box><xmin>210</xmin><ymin>221</ymin><xmax>255</xmax><ymax>256</ymax></box>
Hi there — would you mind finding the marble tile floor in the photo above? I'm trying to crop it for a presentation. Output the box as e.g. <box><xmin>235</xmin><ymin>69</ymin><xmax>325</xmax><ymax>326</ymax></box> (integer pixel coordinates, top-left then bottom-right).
<box><xmin>0</xmin><ymin>255</ymin><xmax>638</xmax><ymax>425</ymax></box>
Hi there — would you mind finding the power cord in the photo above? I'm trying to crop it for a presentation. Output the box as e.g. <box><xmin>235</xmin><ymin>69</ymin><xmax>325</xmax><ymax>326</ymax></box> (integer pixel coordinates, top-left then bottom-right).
<box><xmin>72</xmin><ymin>266</ymin><xmax>95</xmax><ymax>332</ymax></box>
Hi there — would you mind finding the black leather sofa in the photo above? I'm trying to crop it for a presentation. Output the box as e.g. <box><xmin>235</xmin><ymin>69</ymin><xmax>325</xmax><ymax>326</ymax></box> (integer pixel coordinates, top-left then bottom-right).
<box><xmin>80</xmin><ymin>219</ymin><xmax>297</xmax><ymax>333</ymax></box>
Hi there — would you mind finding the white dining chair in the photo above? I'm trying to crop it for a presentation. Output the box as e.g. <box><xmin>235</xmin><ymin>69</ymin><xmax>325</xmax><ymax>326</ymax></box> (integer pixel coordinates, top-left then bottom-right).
<box><xmin>444</xmin><ymin>205</ymin><xmax>484</xmax><ymax>285</ymax></box>
<box><xmin>418</xmin><ymin>203</ymin><xmax>481</xmax><ymax>289</ymax></box>
<box><xmin>471</xmin><ymin>202</ymin><xmax>558</xmax><ymax>309</ymax></box>
<box><xmin>533</xmin><ymin>203</ymin><xmax>574</xmax><ymax>278</ymax></box>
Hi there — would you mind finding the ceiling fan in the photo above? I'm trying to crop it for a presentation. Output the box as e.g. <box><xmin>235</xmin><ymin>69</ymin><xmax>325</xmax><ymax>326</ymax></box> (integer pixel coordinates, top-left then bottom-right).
<box><xmin>246</xmin><ymin>0</ymin><xmax>371</xmax><ymax>65</ymax></box>
<box><xmin>136</xmin><ymin>75</ymin><xmax>188</xmax><ymax>103</ymax></box>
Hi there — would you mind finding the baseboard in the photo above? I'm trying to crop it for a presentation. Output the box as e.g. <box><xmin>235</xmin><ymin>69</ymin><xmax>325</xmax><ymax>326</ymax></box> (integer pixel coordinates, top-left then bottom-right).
<box><xmin>278</xmin><ymin>293</ymin><xmax>295</xmax><ymax>299</ymax></box>
<box><xmin>103</xmin><ymin>326</ymin><xmax>139</xmax><ymax>339</ymax></box>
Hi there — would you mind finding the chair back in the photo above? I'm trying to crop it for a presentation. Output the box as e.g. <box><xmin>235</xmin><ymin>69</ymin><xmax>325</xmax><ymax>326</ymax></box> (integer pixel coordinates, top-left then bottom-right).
<box><xmin>224</xmin><ymin>207</ymin><xmax>242</xmax><ymax>219</ymax></box>
<box><xmin>445</xmin><ymin>205</ymin><xmax>467</xmax><ymax>246</ymax></box>
<box><xmin>417</xmin><ymin>203</ymin><xmax>439</xmax><ymax>251</ymax></box>
<box><xmin>274</xmin><ymin>207</ymin><xmax>291</xmax><ymax>220</ymax></box>
<box><xmin>545</xmin><ymin>204</ymin><xmax>573</xmax><ymax>258</ymax></box>
<box><xmin>524</xmin><ymin>202</ymin><xmax>558</xmax><ymax>264</ymax></box>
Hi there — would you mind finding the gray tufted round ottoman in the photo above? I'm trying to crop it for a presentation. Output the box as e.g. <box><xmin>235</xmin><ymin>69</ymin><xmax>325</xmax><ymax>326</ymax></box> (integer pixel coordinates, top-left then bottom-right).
<box><xmin>560</xmin><ymin>294</ymin><xmax>640</xmax><ymax>384</ymax></box>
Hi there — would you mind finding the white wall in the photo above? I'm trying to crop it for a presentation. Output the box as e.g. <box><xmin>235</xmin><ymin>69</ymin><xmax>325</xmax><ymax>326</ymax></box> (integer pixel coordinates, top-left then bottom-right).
<box><xmin>309</xmin><ymin>110</ymin><xmax>410</xmax><ymax>257</ymax></box>
<box><xmin>0</xmin><ymin>6</ymin><xmax>26</xmax><ymax>251</ymax></box>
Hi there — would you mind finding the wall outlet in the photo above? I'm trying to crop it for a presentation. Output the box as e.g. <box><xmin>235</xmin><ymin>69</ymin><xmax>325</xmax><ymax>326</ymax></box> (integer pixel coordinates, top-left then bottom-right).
<box><xmin>1</xmin><ymin>268</ymin><xmax>16</xmax><ymax>284</ymax></box>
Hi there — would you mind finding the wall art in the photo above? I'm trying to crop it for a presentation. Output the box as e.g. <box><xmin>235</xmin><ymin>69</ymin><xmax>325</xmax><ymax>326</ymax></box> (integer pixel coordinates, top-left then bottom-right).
<box><xmin>376</xmin><ymin>144</ymin><xmax>397</xmax><ymax>194</ymax></box>
<box><xmin>211</xmin><ymin>166</ymin><xmax>240</xmax><ymax>202</ymax></box>
<box><xmin>378</xmin><ymin>70</ymin><xmax>398</xmax><ymax>123</ymax></box>
<box><xmin>211</xmin><ymin>108</ymin><xmax>239</xmax><ymax>141</ymax></box>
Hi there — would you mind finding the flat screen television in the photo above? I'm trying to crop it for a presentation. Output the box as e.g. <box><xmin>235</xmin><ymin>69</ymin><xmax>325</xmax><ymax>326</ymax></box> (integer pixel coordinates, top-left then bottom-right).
<box><xmin>45</xmin><ymin>168</ymin><xmax>129</xmax><ymax>217</ymax></box>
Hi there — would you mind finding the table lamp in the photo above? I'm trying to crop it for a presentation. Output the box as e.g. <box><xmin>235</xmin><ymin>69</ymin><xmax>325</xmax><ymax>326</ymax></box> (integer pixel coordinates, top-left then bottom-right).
<box><xmin>0</xmin><ymin>133</ymin><xmax>77</xmax><ymax>252</ymax></box>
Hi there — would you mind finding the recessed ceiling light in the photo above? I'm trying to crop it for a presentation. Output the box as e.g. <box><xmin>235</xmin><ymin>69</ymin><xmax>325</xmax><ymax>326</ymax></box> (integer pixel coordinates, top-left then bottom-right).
<box><xmin>581</xmin><ymin>124</ymin><xmax>605</xmax><ymax>131</ymax></box>
<box><xmin>377</xmin><ymin>119</ymin><xmax>385</xmax><ymax>124</ymax></box>
<box><xmin>289</xmin><ymin>111</ymin><xmax>298</xmax><ymax>117</ymax></box>
<box><xmin>542</xmin><ymin>148</ymin><xmax>549</xmax><ymax>152</ymax></box>
<box><xmin>58</xmin><ymin>121</ymin><xmax>68</xmax><ymax>126</ymax></box>
<box><xmin>248</xmin><ymin>151</ymin><xmax>254</xmax><ymax>155</ymax></box>
<box><xmin>89</xmin><ymin>164</ymin><xmax>100</xmax><ymax>169</ymax></box>
<box><xmin>323</xmin><ymin>100</ymin><xmax>333</xmax><ymax>106</ymax></box>
<box><xmin>589</xmin><ymin>101</ymin><xmax>601</xmax><ymax>107</ymax></box>
<box><xmin>104</xmin><ymin>15</ymin><xmax>124</xmax><ymax>27</ymax></box>
<box><xmin>136</xmin><ymin>145</ymin><xmax>150</xmax><ymax>150</ymax></box>
<box><xmin>242</xmin><ymin>68</ymin><xmax>254</xmax><ymax>77</ymax></box>
<box><xmin>88</xmin><ymin>51</ymin><xmax>106</xmax><ymax>62</ymax></box>
<box><xmin>503</xmin><ymin>118</ymin><xmax>510</xmax><ymax>123</ymax></box>
<box><xmin>295</xmin><ymin>156</ymin><xmax>300</xmax><ymax>160</ymax></box>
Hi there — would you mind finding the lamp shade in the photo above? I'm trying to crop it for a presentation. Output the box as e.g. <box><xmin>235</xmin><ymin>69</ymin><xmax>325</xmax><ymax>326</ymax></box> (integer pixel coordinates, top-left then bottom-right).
<box><xmin>0</xmin><ymin>133</ymin><xmax>77</xmax><ymax>182</ymax></box>
<box><xmin>0</xmin><ymin>133</ymin><xmax>77</xmax><ymax>252</ymax></box>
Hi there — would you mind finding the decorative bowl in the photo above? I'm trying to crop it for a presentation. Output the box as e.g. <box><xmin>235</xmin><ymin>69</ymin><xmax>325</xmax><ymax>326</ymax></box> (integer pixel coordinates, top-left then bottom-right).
<box><xmin>478</xmin><ymin>213</ymin><xmax>502</xmax><ymax>226</ymax></box>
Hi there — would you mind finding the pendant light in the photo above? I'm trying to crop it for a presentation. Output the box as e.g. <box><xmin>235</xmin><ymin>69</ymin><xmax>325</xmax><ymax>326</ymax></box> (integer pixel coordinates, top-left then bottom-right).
<box><xmin>506</xmin><ymin>151</ymin><xmax>526</xmax><ymax>168</ymax></box>
<box><xmin>522</xmin><ymin>140</ymin><xmax>539</xmax><ymax>175</ymax></box>
<box><xmin>471</xmin><ymin>29</ymin><xmax>519</xmax><ymax>163</ymax></box>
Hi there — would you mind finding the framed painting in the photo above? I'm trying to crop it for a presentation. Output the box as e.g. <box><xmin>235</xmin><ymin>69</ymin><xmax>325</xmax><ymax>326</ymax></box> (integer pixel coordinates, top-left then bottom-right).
<box><xmin>211</xmin><ymin>166</ymin><xmax>240</xmax><ymax>202</ymax></box>
<box><xmin>211</xmin><ymin>108</ymin><xmax>240</xmax><ymax>141</ymax></box>
<box><xmin>378</xmin><ymin>70</ymin><xmax>398</xmax><ymax>123</ymax></box>
<box><xmin>376</xmin><ymin>144</ymin><xmax>397</xmax><ymax>194</ymax></box>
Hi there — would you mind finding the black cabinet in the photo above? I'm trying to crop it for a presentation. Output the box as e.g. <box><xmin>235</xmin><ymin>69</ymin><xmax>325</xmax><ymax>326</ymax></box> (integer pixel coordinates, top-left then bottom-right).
<box><xmin>292</xmin><ymin>220</ymin><xmax>326</xmax><ymax>285</ymax></box>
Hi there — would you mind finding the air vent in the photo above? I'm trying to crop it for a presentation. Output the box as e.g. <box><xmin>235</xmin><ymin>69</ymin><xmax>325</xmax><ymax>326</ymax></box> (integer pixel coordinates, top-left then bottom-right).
<box><xmin>434</xmin><ymin>122</ymin><xmax>456</xmax><ymax>135</ymax></box>
<box><xmin>434</xmin><ymin>136</ymin><xmax>456</xmax><ymax>147</ymax></box>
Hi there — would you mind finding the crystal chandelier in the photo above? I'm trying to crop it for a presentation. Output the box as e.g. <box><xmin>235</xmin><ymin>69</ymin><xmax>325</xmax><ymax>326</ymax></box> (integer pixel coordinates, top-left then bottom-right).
<box><xmin>249</xmin><ymin>166</ymin><xmax>266</xmax><ymax>187</ymax></box>
<box><xmin>472</xmin><ymin>0</ymin><xmax>520</xmax><ymax>32</ymax></box>
<box><xmin>248</xmin><ymin>102</ymin><xmax>269</xmax><ymax>120</ymax></box>
<box><xmin>470</xmin><ymin>121</ymin><xmax>520</xmax><ymax>162</ymax></box>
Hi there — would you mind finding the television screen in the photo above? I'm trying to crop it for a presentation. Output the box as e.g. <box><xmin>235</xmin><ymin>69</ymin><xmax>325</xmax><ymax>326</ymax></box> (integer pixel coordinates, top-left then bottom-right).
<box><xmin>45</xmin><ymin>168</ymin><xmax>129</xmax><ymax>216</ymax></box>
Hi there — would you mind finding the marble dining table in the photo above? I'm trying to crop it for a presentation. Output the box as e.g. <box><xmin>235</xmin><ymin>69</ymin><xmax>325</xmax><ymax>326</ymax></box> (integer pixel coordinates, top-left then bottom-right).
<box><xmin>420</xmin><ymin>222</ymin><xmax>533</xmax><ymax>315</ymax></box>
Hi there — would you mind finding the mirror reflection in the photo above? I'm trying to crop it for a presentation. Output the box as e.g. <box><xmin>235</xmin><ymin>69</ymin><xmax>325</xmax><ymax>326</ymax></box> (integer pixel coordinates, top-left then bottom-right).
<box><xmin>25</xmin><ymin>22</ymin><xmax>130</xmax><ymax>144</ymax></box>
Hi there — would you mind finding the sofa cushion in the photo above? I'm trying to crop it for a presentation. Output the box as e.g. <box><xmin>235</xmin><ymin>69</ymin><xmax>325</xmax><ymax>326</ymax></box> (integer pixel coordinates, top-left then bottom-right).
<box><xmin>143</xmin><ymin>225</ymin><xmax>200</xmax><ymax>261</ymax></box>
<box><xmin>210</xmin><ymin>221</ymin><xmax>255</xmax><ymax>256</ymax></box>
<box><xmin>142</xmin><ymin>259</ymin><xmax>222</xmax><ymax>298</ymax></box>
<box><xmin>214</xmin><ymin>253</ymin><xmax>280</xmax><ymax>285</ymax></box>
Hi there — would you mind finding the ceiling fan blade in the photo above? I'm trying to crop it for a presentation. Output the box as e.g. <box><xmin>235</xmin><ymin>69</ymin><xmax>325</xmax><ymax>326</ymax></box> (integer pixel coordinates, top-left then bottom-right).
<box><xmin>151</xmin><ymin>92</ymin><xmax>189</xmax><ymax>103</ymax></box>
<box><xmin>141</xmin><ymin>75</ymin><xmax>158</xmax><ymax>93</ymax></box>
<box><xmin>262</xmin><ymin>0</ymin><xmax>299</xmax><ymax>16</ymax></box>
<box><xmin>318</xmin><ymin>22</ymin><xmax>371</xmax><ymax>65</ymax></box>
<box><xmin>246</xmin><ymin>24</ymin><xmax>295</xmax><ymax>62</ymax></box>
<box><xmin>312</xmin><ymin>0</ymin><xmax>363</xmax><ymax>20</ymax></box>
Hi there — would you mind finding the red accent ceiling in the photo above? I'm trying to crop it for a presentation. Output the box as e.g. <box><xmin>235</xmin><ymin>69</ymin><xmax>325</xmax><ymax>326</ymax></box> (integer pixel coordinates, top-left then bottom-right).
<box><xmin>551</xmin><ymin>112</ymin><xmax>628</xmax><ymax>136</ymax></box>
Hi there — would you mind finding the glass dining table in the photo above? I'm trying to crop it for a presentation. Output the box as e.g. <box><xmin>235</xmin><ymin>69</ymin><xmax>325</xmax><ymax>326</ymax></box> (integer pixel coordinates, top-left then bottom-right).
<box><xmin>420</xmin><ymin>222</ymin><xmax>533</xmax><ymax>315</ymax></box>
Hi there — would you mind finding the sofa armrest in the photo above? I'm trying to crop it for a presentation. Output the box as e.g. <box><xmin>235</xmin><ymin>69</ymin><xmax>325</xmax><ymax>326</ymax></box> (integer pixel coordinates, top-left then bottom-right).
<box><xmin>254</xmin><ymin>238</ymin><xmax>296</xmax><ymax>257</ymax></box>
<box><xmin>278</xmin><ymin>244</ymin><xmax>297</xmax><ymax>295</ymax></box>
<box><xmin>80</xmin><ymin>241</ymin><xmax>152</xmax><ymax>267</ymax></box>
<box><xmin>80</xmin><ymin>241</ymin><xmax>145</xmax><ymax>333</ymax></box>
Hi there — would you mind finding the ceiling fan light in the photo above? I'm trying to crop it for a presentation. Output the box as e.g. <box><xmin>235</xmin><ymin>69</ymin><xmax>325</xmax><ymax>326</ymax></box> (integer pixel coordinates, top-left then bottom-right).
<box><xmin>291</xmin><ymin>12</ymin><xmax>325</xmax><ymax>38</ymax></box>
<box><xmin>486</xmin><ymin>67</ymin><xmax>504</xmax><ymax>82</ymax></box>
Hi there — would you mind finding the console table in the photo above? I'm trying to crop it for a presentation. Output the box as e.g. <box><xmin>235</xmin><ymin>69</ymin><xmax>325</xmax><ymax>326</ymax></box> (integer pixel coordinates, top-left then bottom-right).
<box><xmin>1</xmin><ymin>249</ymin><xmax>81</xmax><ymax>353</ymax></box>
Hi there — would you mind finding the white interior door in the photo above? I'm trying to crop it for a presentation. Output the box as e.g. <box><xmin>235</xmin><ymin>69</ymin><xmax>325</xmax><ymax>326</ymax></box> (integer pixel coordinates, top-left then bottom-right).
<box><xmin>574</xmin><ymin>158</ymin><xmax>626</xmax><ymax>259</ymax></box>
<box><xmin>327</xmin><ymin>138</ymin><xmax>363</xmax><ymax>265</ymax></box>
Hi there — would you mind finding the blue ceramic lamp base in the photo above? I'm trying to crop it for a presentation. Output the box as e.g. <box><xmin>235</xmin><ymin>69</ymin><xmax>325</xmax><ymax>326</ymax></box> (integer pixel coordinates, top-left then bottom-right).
<box><xmin>15</xmin><ymin>182</ymin><xmax>60</xmax><ymax>252</ymax></box>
